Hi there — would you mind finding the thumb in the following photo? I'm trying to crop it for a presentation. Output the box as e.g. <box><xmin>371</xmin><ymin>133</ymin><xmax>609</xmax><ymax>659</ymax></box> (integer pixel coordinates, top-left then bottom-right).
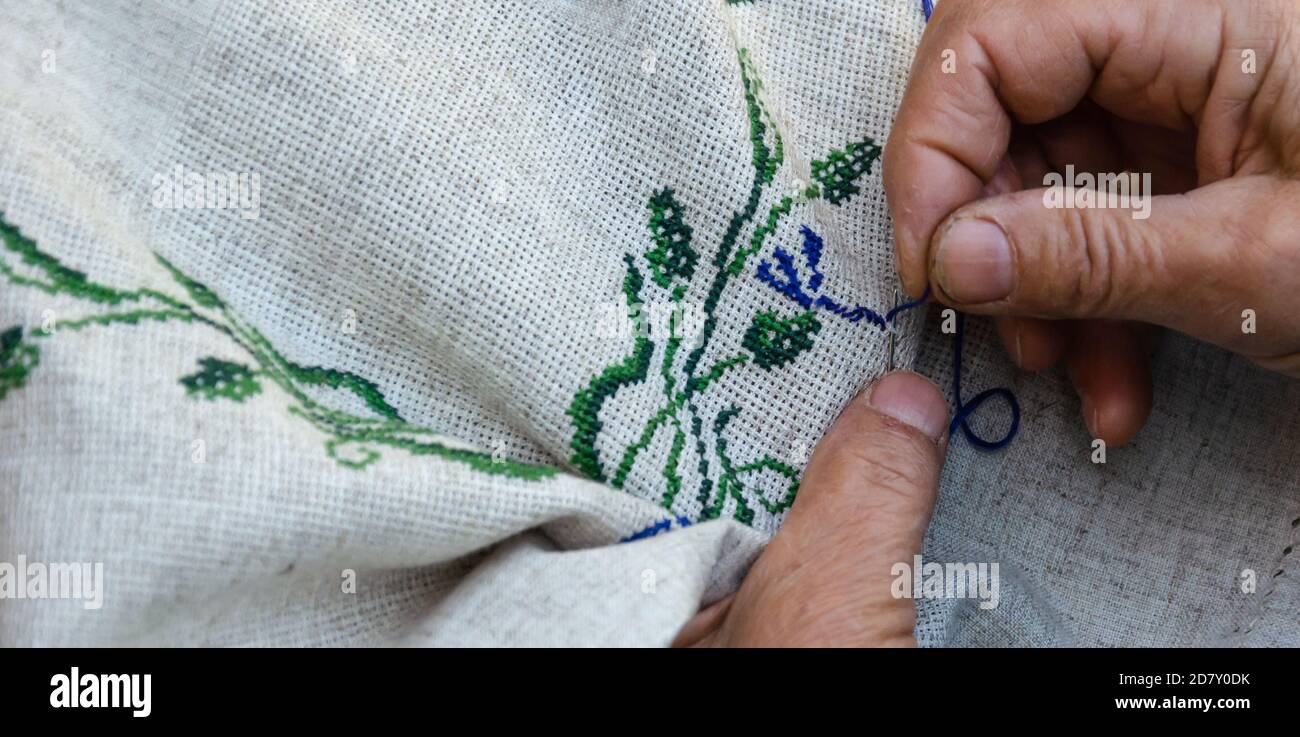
<box><xmin>926</xmin><ymin>176</ymin><xmax>1298</xmax><ymax>354</ymax></box>
<box><xmin>693</xmin><ymin>371</ymin><xmax>949</xmax><ymax>647</ymax></box>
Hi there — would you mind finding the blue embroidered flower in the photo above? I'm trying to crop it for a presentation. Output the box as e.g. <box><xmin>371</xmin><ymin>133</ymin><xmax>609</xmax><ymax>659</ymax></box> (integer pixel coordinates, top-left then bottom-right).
<box><xmin>756</xmin><ymin>225</ymin><xmax>899</xmax><ymax>329</ymax></box>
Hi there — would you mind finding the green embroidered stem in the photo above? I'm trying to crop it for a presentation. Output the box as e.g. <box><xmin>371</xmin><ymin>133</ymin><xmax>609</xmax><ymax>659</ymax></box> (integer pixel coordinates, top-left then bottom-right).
<box><xmin>321</xmin><ymin>423</ymin><xmax>554</xmax><ymax>479</ymax></box>
<box><xmin>659</xmin><ymin>284</ymin><xmax>688</xmax><ymax>397</ymax></box>
<box><xmin>225</xmin><ymin>310</ymin><xmax>402</xmax><ymax>421</ymax></box>
<box><xmin>661</xmin><ymin>421</ymin><xmax>687</xmax><ymax>507</ymax></box>
<box><xmin>690</xmin><ymin>354</ymin><xmax>749</xmax><ymax>395</ymax></box>
<box><xmin>0</xmin><ymin>214</ymin><xmax>555</xmax><ymax>481</ymax></box>
<box><xmin>689</xmin><ymin>402</ymin><xmax>714</xmax><ymax>506</ymax></box>
<box><xmin>611</xmin><ymin>405</ymin><xmax>673</xmax><ymax>489</ymax></box>
<box><xmin>155</xmin><ymin>255</ymin><xmax>224</xmax><ymax>309</ymax></box>
<box><xmin>702</xmin><ymin>405</ymin><xmax>799</xmax><ymax>521</ymax></box>
<box><xmin>0</xmin><ymin>219</ymin><xmax>188</xmax><ymax>312</ymax></box>
<box><xmin>703</xmin><ymin>406</ymin><xmax>748</xmax><ymax>522</ymax></box>
<box><xmin>565</xmin><ymin>255</ymin><xmax>655</xmax><ymax>481</ymax></box>
<box><xmin>48</xmin><ymin>308</ymin><xmax>198</xmax><ymax>333</ymax></box>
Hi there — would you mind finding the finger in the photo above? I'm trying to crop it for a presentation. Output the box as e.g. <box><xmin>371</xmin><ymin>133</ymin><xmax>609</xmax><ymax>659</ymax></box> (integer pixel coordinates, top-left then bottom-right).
<box><xmin>708</xmin><ymin>372</ymin><xmax>949</xmax><ymax>647</ymax></box>
<box><xmin>926</xmin><ymin>176</ymin><xmax>1300</xmax><ymax>354</ymax></box>
<box><xmin>885</xmin><ymin>0</ymin><xmax>1236</xmax><ymax>295</ymax></box>
<box><xmin>671</xmin><ymin>594</ymin><xmax>733</xmax><ymax>648</ymax></box>
<box><xmin>994</xmin><ymin>316</ymin><xmax>1067</xmax><ymax>372</ymax></box>
<box><xmin>1065</xmin><ymin>320</ymin><xmax>1153</xmax><ymax>446</ymax></box>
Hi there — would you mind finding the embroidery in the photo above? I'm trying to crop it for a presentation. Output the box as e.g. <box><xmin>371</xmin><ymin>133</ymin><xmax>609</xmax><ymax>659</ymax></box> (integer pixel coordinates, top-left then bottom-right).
<box><xmin>758</xmin><ymin>225</ymin><xmax>887</xmax><ymax>328</ymax></box>
<box><xmin>567</xmin><ymin>48</ymin><xmax>883</xmax><ymax>524</ymax></box>
<box><xmin>620</xmin><ymin>516</ymin><xmax>694</xmax><ymax>543</ymax></box>
<box><xmin>0</xmin><ymin>217</ymin><xmax>556</xmax><ymax>481</ymax></box>
<box><xmin>0</xmin><ymin>326</ymin><xmax>39</xmax><ymax>401</ymax></box>
<box><xmin>180</xmin><ymin>357</ymin><xmax>262</xmax><ymax>402</ymax></box>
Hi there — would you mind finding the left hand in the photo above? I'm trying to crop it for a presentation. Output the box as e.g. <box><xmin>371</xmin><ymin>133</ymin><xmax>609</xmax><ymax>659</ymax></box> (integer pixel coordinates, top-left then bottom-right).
<box><xmin>673</xmin><ymin>372</ymin><xmax>949</xmax><ymax>647</ymax></box>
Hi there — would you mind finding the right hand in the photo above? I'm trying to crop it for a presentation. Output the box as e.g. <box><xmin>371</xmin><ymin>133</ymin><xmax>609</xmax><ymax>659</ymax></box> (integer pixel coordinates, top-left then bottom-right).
<box><xmin>884</xmin><ymin>0</ymin><xmax>1300</xmax><ymax>445</ymax></box>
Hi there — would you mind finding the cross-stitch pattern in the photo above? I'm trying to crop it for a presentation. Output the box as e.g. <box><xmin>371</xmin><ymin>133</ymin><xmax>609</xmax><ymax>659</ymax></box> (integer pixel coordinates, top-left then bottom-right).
<box><xmin>0</xmin><ymin>217</ymin><xmax>555</xmax><ymax>480</ymax></box>
<box><xmin>566</xmin><ymin>48</ymin><xmax>884</xmax><ymax>526</ymax></box>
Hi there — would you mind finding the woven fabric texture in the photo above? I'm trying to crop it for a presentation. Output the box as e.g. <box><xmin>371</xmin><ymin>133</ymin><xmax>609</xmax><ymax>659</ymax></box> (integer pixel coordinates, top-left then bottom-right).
<box><xmin>1</xmin><ymin>0</ymin><xmax>1295</xmax><ymax>646</ymax></box>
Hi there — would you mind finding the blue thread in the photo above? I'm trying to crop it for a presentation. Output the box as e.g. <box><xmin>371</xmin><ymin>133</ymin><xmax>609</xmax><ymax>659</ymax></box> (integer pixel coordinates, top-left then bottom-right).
<box><xmin>756</xmin><ymin>246</ymin><xmax>814</xmax><ymax>308</ymax></box>
<box><xmin>886</xmin><ymin>289</ymin><xmax>931</xmax><ymax>322</ymax></box>
<box><xmin>800</xmin><ymin>225</ymin><xmax>824</xmax><ymax>291</ymax></box>
<box><xmin>922</xmin><ymin>0</ymin><xmax>934</xmax><ymax>21</ymax></box>
<box><xmin>752</xmin><ymin>222</ymin><xmax>1019</xmax><ymax>450</ymax></box>
<box><xmin>620</xmin><ymin>515</ymin><xmax>694</xmax><ymax>543</ymax></box>
<box><xmin>815</xmin><ymin>295</ymin><xmax>887</xmax><ymax>328</ymax></box>
<box><xmin>948</xmin><ymin>309</ymin><xmax>1020</xmax><ymax>449</ymax></box>
<box><xmin>755</xmin><ymin>225</ymin><xmax>899</xmax><ymax>330</ymax></box>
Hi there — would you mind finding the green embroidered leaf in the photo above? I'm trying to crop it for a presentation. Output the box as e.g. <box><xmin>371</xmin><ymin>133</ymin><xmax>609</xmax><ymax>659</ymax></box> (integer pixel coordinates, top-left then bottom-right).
<box><xmin>180</xmin><ymin>357</ymin><xmax>262</xmax><ymax>402</ymax></box>
<box><xmin>155</xmin><ymin>254</ymin><xmax>224</xmax><ymax>308</ymax></box>
<box><xmin>645</xmin><ymin>188</ymin><xmax>698</xmax><ymax>288</ymax></box>
<box><xmin>811</xmin><ymin>138</ymin><xmax>882</xmax><ymax>205</ymax></box>
<box><xmin>741</xmin><ymin>310</ymin><xmax>820</xmax><ymax>370</ymax></box>
<box><xmin>0</xmin><ymin>326</ymin><xmax>40</xmax><ymax>401</ymax></box>
<box><xmin>282</xmin><ymin>364</ymin><xmax>400</xmax><ymax>420</ymax></box>
<box><xmin>566</xmin><ymin>255</ymin><xmax>655</xmax><ymax>481</ymax></box>
<box><xmin>0</xmin><ymin>217</ymin><xmax>188</xmax><ymax>310</ymax></box>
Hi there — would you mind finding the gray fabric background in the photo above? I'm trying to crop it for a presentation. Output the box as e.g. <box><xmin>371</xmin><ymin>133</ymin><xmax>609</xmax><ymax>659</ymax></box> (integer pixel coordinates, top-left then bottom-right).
<box><xmin>914</xmin><ymin>314</ymin><xmax>1300</xmax><ymax>646</ymax></box>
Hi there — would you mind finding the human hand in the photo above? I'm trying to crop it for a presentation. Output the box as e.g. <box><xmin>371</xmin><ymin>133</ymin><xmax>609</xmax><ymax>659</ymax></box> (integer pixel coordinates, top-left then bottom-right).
<box><xmin>884</xmin><ymin>0</ymin><xmax>1300</xmax><ymax>446</ymax></box>
<box><xmin>674</xmin><ymin>372</ymin><xmax>948</xmax><ymax>647</ymax></box>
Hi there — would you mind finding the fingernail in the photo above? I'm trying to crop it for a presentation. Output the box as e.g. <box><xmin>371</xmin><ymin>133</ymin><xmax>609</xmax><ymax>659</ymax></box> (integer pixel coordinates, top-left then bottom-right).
<box><xmin>867</xmin><ymin>371</ymin><xmax>949</xmax><ymax>441</ymax></box>
<box><xmin>936</xmin><ymin>219</ymin><xmax>1013</xmax><ymax>303</ymax></box>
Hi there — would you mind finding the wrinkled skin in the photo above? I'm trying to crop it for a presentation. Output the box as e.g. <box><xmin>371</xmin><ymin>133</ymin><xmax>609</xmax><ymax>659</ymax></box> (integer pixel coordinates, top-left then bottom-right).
<box><xmin>887</xmin><ymin>0</ymin><xmax>1300</xmax><ymax>445</ymax></box>
<box><xmin>677</xmin><ymin>0</ymin><xmax>1300</xmax><ymax>647</ymax></box>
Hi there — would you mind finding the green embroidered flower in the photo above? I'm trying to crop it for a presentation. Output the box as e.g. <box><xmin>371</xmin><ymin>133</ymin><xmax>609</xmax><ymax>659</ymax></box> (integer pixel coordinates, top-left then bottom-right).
<box><xmin>644</xmin><ymin>188</ymin><xmax>698</xmax><ymax>288</ymax></box>
<box><xmin>180</xmin><ymin>357</ymin><xmax>262</xmax><ymax>402</ymax></box>
<box><xmin>742</xmin><ymin>310</ymin><xmax>820</xmax><ymax>370</ymax></box>
<box><xmin>812</xmin><ymin>140</ymin><xmax>882</xmax><ymax>205</ymax></box>
<box><xmin>0</xmin><ymin>326</ymin><xmax>39</xmax><ymax>401</ymax></box>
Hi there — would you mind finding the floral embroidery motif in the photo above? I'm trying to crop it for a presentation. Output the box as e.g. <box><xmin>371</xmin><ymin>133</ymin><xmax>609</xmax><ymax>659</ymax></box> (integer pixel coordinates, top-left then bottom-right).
<box><xmin>566</xmin><ymin>48</ymin><xmax>883</xmax><ymax>525</ymax></box>
<box><xmin>756</xmin><ymin>224</ymin><xmax>923</xmax><ymax>329</ymax></box>
<box><xmin>0</xmin><ymin>217</ymin><xmax>555</xmax><ymax>480</ymax></box>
